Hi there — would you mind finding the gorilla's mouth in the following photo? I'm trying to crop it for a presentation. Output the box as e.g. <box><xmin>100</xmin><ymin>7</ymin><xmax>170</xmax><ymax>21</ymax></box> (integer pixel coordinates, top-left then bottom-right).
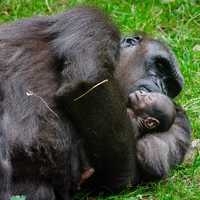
<box><xmin>129</xmin><ymin>76</ymin><xmax>167</xmax><ymax>96</ymax></box>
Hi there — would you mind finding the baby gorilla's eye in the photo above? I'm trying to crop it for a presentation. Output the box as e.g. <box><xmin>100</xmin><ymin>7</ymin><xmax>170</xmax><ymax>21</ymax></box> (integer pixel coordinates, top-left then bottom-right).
<box><xmin>144</xmin><ymin>95</ymin><xmax>153</xmax><ymax>104</ymax></box>
<box><xmin>139</xmin><ymin>90</ymin><xmax>145</xmax><ymax>94</ymax></box>
<box><xmin>138</xmin><ymin>90</ymin><xmax>148</xmax><ymax>97</ymax></box>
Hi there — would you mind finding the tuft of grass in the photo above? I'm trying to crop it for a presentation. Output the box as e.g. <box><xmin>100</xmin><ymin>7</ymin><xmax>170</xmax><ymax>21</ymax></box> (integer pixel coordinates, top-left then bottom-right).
<box><xmin>0</xmin><ymin>0</ymin><xmax>199</xmax><ymax>200</ymax></box>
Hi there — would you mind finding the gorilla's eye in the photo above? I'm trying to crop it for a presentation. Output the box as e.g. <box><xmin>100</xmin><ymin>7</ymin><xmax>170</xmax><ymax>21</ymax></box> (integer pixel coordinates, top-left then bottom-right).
<box><xmin>120</xmin><ymin>36</ymin><xmax>142</xmax><ymax>48</ymax></box>
<box><xmin>138</xmin><ymin>90</ymin><xmax>147</xmax><ymax>95</ymax></box>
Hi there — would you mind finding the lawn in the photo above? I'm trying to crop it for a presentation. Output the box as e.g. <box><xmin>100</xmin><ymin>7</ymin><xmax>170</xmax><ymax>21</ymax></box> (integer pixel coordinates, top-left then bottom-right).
<box><xmin>0</xmin><ymin>0</ymin><xmax>200</xmax><ymax>199</ymax></box>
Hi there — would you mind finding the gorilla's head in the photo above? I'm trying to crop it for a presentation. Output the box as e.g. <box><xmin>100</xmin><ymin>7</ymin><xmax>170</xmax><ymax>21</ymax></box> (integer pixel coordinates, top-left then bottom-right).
<box><xmin>115</xmin><ymin>35</ymin><xmax>184</xmax><ymax>98</ymax></box>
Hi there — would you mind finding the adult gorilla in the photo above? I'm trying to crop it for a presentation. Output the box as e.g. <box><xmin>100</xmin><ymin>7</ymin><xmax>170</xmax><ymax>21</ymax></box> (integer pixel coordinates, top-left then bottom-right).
<box><xmin>117</xmin><ymin>36</ymin><xmax>191</xmax><ymax>181</ymax></box>
<box><xmin>0</xmin><ymin>6</ymin><xmax>191</xmax><ymax>200</ymax></box>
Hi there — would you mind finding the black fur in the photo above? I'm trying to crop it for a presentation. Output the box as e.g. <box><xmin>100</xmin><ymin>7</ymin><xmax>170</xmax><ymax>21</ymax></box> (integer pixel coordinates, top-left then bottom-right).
<box><xmin>0</xmin><ymin>7</ymin><xmax>191</xmax><ymax>200</ymax></box>
<box><xmin>0</xmin><ymin>6</ymin><xmax>137</xmax><ymax>199</ymax></box>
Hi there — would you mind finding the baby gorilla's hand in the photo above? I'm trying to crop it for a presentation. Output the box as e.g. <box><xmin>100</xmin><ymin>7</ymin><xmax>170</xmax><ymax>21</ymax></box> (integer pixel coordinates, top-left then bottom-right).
<box><xmin>70</xmin><ymin>140</ymin><xmax>95</xmax><ymax>191</ymax></box>
<box><xmin>79</xmin><ymin>167</ymin><xmax>95</xmax><ymax>187</ymax></box>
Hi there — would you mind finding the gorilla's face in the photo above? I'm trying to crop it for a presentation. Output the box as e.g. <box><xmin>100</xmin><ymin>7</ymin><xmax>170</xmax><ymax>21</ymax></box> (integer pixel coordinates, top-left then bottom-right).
<box><xmin>115</xmin><ymin>35</ymin><xmax>184</xmax><ymax>98</ymax></box>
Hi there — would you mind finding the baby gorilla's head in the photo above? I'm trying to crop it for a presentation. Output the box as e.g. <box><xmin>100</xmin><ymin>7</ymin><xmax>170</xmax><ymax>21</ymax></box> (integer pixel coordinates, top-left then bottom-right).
<box><xmin>127</xmin><ymin>90</ymin><xmax>176</xmax><ymax>134</ymax></box>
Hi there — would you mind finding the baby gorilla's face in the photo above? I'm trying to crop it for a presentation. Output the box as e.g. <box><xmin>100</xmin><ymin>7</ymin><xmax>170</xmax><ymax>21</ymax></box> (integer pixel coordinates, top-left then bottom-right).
<box><xmin>128</xmin><ymin>90</ymin><xmax>163</xmax><ymax>115</ymax></box>
<box><xmin>127</xmin><ymin>90</ymin><xmax>175</xmax><ymax>135</ymax></box>
<box><xmin>130</xmin><ymin>91</ymin><xmax>151</xmax><ymax>110</ymax></box>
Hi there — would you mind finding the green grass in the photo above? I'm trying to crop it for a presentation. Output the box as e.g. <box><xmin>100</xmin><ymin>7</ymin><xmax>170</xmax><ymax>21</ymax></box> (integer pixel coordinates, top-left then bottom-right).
<box><xmin>0</xmin><ymin>0</ymin><xmax>199</xmax><ymax>199</ymax></box>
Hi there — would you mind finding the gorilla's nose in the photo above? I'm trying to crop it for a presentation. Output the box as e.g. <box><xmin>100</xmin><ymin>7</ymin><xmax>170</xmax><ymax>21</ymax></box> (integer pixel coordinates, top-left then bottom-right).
<box><xmin>120</xmin><ymin>36</ymin><xmax>143</xmax><ymax>48</ymax></box>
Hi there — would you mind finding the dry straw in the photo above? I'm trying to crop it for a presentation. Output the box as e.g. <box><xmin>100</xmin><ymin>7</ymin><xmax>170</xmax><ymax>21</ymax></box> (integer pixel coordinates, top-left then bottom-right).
<box><xmin>73</xmin><ymin>79</ymin><xmax>109</xmax><ymax>102</ymax></box>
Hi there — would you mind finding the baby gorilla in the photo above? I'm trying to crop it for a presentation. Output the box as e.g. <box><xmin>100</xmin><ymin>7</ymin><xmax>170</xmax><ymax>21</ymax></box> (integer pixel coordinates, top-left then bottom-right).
<box><xmin>127</xmin><ymin>90</ymin><xmax>176</xmax><ymax>138</ymax></box>
<box><xmin>78</xmin><ymin>90</ymin><xmax>176</xmax><ymax>187</ymax></box>
<box><xmin>76</xmin><ymin>90</ymin><xmax>176</xmax><ymax>188</ymax></box>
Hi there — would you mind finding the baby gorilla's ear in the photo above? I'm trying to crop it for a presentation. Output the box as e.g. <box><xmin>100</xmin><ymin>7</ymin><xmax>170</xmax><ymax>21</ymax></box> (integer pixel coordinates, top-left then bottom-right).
<box><xmin>144</xmin><ymin>117</ymin><xmax>160</xmax><ymax>130</ymax></box>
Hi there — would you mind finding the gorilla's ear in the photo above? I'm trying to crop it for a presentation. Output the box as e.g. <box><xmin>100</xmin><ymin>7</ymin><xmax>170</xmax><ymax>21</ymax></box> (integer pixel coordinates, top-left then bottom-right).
<box><xmin>144</xmin><ymin>117</ymin><xmax>160</xmax><ymax>130</ymax></box>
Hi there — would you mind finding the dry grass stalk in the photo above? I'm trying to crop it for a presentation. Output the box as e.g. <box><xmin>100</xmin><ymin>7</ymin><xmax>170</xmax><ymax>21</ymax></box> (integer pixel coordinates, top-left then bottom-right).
<box><xmin>26</xmin><ymin>89</ymin><xmax>59</xmax><ymax>118</ymax></box>
<box><xmin>73</xmin><ymin>79</ymin><xmax>109</xmax><ymax>102</ymax></box>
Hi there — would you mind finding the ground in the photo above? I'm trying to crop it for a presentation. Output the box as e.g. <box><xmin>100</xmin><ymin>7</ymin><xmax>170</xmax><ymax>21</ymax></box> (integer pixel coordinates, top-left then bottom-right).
<box><xmin>0</xmin><ymin>0</ymin><xmax>200</xmax><ymax>200</ymax></box>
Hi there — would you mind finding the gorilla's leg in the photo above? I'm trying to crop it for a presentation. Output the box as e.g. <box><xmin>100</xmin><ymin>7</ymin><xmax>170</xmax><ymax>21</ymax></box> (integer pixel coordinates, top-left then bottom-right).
<box><xmin>136</xmin><ymin>105</ymin><xmax>191</xmax><ymax>180</ymax></box>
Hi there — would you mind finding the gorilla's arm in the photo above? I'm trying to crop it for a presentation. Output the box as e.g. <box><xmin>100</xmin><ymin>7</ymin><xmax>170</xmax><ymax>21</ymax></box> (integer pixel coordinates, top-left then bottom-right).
<box><xmin>54</xmin><ymin>7</ymin><xmax>138</xmax><ymax>190</ymax></box>
<box><xmin>136</xmin><ymin>105</ymin><xmax>191</xmax><ymax>180</ymax></box>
